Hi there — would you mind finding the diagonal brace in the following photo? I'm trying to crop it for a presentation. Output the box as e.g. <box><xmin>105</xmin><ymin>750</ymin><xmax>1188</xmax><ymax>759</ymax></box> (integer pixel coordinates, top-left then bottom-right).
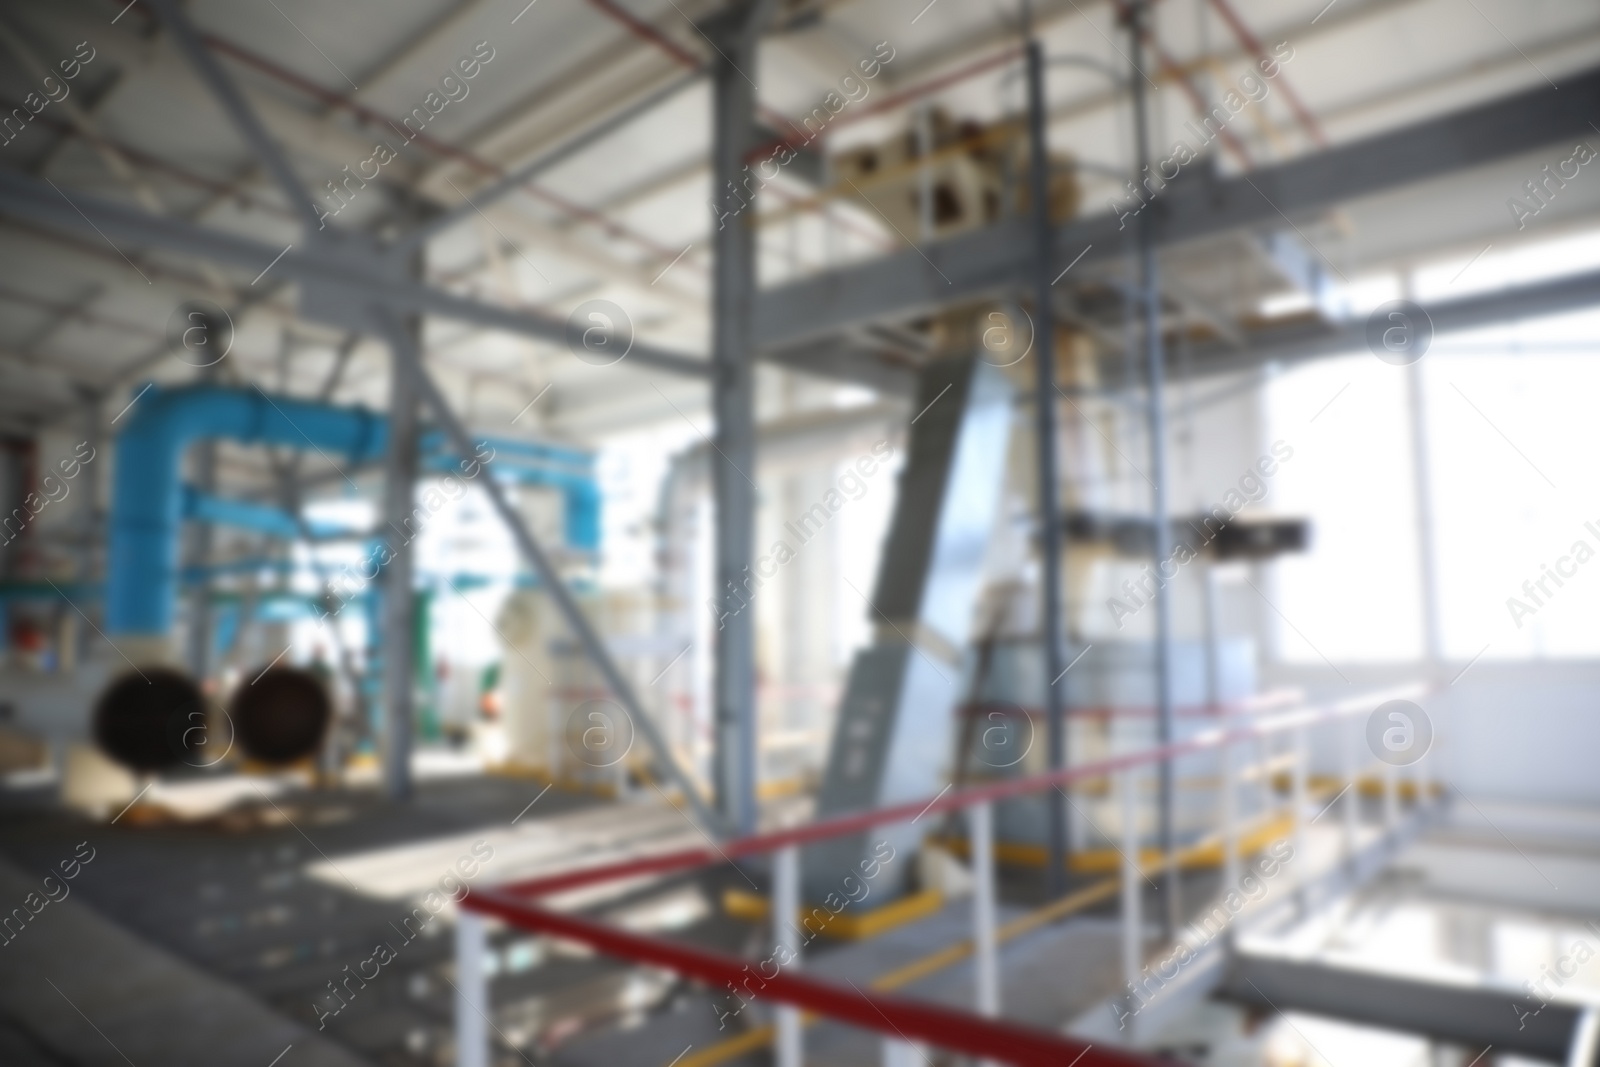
<box><xmin>376</xmin><ymin>311</ymin><xmax>723</xmax><ymax>835</ymax></box>
<box><xmin>146</xmin><ymin>0</ymin><xmax>324</xmax><ymax>234</ymax></box>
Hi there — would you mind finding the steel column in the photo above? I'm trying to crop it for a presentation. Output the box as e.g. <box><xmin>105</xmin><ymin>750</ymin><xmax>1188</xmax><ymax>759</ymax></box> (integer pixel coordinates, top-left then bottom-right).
<box><xmin>1023</xmin><ymin>26</ymin><xmax>1071</xmax><ymax>894</ymax></box>
<box><xmin>79</xmin><ymin>390</ymin><xmax>103</xmax><ymax>592</ymax></box>
<box><xmin>380</xmin><ymin>299</ymin><xmax>422</xmax><ymax>802</ymax></box>
<box><xmin>706</xmin><ymin>1</ymin><xmax>772</xmax><ymax>836</ymax></box>
<box><xmin>1125</xmin><ymin>0</ymin><xmax>1179</xmax><ymax>938</ymax></box>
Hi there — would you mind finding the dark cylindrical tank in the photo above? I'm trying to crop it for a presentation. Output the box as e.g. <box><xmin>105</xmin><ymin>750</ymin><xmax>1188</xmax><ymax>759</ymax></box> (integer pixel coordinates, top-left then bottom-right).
<box><xmin>93</xmin><ymin>667</ymin><xmax>208</xmax><ymax>770</ymax></box>
<box><xmin>229</xmin><ymin>666</ymin><xmax>331</xmax><ymax>765</ymax></box>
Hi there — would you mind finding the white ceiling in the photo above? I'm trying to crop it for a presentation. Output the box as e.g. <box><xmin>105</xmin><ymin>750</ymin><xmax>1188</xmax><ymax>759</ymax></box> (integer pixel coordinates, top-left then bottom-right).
<box><xmin>0</xmin><ymin>0</ymin><xmax>1595</xmax><ymax>464</ymax></box>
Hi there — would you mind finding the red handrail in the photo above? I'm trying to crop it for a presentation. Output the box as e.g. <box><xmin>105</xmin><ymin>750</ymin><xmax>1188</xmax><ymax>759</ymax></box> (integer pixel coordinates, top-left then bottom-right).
<box><xmin>469</xmin><ymin>885</ymin><xmax>1167</xmax><ymax>1067</ymax></box>
<box><xmin>487</xmin><ymin>682</ymin><xmax>1421</xmax><ymax>899</ymax></box>
<box><xmin>463</xmin><ymin>681</ymin><xmax>1425</xmax><ymax>1065</ymax></box>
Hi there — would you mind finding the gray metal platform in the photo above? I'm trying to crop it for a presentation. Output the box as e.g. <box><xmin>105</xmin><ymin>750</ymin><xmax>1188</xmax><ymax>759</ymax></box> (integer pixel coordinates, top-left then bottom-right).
<box><xmin>0</xmin><ymin>853</ymin><xmax>374</xmax><ymax>1067</ymax></box>
<box><xmin>551</xmin><ymin>896</ymin><xmax>1131</xmax><ymax>1067</ymax></box>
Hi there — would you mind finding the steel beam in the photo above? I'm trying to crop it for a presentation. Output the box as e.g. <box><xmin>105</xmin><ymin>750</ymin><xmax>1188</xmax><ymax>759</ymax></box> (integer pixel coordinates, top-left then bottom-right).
<box><xmin>0</xmin><ymin>169</ymin><xmax>709</xmax><ymax>378</ymax></box>
<box><xmin>1221</xmin><ymin>951</ymin><xmax>1580</xmax><ymax>1061</ymax></box>
<box><xmin>754</xmin><ymin>63</ymin><xmax>1600</xmax><ymax>350</ymax></box>
<box><xmin>381</xmin><ymin>313</ymin><xmax>721</xmax><ymax>833</ymax></box>
<box><xmin>1188</xmin><ymin>265</ymin><xmax>1600</xmax><ymax>375</ymax></box>
<box><xmin>762</xmin><ymin>336</ymin><xmax>918</xmax><ymax>396</ymax></box>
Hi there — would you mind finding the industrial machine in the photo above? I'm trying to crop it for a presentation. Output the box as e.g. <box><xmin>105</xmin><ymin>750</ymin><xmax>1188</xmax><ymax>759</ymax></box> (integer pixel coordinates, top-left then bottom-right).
<box><xmin>1</xmin><ymin>381</ymin><xmax>601</xmax><ymax>809</ymax></box>
<box><xmin>805</xmin><ymin>343</ymin><xmax>1016</xmax><ymax>901</ymax></box>
<box><xmin>832</xmin><ymin>106</ymin><xmax>1080</xmax><ymax>240</ymax></box>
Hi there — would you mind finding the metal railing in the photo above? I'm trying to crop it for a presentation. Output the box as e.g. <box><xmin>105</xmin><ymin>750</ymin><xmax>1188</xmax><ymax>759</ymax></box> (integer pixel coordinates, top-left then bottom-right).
<box><xmin>456</xmin><ymin>681</ymin><xmax>1434</xmax><ymax>1067</ymax></box>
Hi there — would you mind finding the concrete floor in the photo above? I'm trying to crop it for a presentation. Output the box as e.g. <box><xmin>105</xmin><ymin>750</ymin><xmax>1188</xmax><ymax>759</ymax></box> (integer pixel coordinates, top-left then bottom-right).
<box><xmin>0</xmin><ymin>851</ymin><xmax>370</xmax><ymax>1067</ymax></box>
<box><xmin>0</xmin><ymin>772</ymin><xmax>752</xmax><ymax>1067</ymax></box>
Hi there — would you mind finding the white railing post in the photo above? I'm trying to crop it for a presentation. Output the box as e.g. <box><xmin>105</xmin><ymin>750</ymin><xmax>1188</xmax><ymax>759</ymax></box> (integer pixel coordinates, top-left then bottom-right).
<box><xmin>1254</xmin><ymin>731</ymin><xmax>1269</xmax><ymax>833</ymax></box>
<box><xmin>456</xmin><ymin>910</ymin><xmax>489</xmax><ymax>1067</ymax></box>
<box><xmin>1220</xmin><ymin>729</ymin><xmax>1240</xmax><ymax>894</ymax></box>
<box><xmin>774</xmin><ymin>844</ymin><xmax>803</xmax><ymax>1067</ymax></box>
<box><xmin>1566</xmin><ymin>1006</ymin><xmax>1600</xmax><ymax>1067</ymax></box>
<box><xmin>1292</xmin><ymin>725</ymin><xmax>1309</xmax><ymax>884</ymax></box>
<box><xmin>1384</xmin><ymin>760</ymin><xmax>1399</xmax><ymax>830</ymax></box>
<box><xmin>1342</xmin><ymin>719</ymin><xmax>1359</xmax><ymax>855</ymax></box>
<box><xmin>883</xmin><ymin>1040</ymin><xmax>922</xmax><ymax>1067</ymax></box>
<box><xmin>916</xmin><ymin>105</ymin><xmax>934</xmax><ymax>241</ymax></box>
<box><xmin>1119</xmin><ymin>768</ymin><xmax>1141</xmax><ymax>988</ymax></box>
<box><xmin>969</xmin><ymin>800</ymin><xmax>1000</xmax><ymax>1017</ymax></box>
<box><xmin>1425</xmin><ymin>706</ymin><xmax>1442</xmax><ymax>812</ymax></box>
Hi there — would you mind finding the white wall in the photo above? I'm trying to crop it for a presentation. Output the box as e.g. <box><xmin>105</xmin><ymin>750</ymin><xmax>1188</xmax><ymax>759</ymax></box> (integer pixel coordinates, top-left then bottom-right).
<box><xmin>1262</xmin><ymin>658</ymin><xmax>1600</xmax><ymax>807</ymax></box>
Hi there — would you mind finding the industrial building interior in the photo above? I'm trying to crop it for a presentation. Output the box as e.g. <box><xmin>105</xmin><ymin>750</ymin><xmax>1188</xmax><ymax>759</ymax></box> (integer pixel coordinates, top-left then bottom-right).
<box><xmin>0</xmin><ymin>0</ymin><xmax>1597</xmax><ymax>1064</ymax></box>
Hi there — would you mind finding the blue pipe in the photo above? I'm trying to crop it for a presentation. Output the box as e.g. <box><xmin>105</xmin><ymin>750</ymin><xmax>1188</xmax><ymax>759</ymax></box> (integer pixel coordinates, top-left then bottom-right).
<box><xmin>107</xmin><ymin>383</ymin><xmax>387</xmax><ymax>635</ymax></box>
<box><xmin>181</xmin><ymin>485</ymin><xmax>357</xmax><ymax>540</ymax></box>
<box><xmin>187</xmin><ymin>465</ymin><xmax>597</xmax><ymax>548</ymax></box>
<box><xmin>107</xmin><ymin>383</ymin><xmax>600</xmax><ymax>636</ymax></box>
<box><xmin>419</xmin><ymin>452</ymin><xmax>600</xmax><ymax>549</ymax></box>
<box><xmin>422</xmin><ymin>429</ymin><xmax>592</xmax><ymax>473</ymax></box>
<box><xmin>430</xmin><ymin>430</ymin><xmax>597</xmax><ymax>548</ymax></box>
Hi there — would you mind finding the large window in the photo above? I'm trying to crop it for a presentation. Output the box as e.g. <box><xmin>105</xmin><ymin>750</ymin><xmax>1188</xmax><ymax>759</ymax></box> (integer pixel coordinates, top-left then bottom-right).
<box><xmin>1264</xmin><ymin>353</ymin><xmax>1424</xmax><ymax>663</ymax></box>
<box><xmin>1262</xmin><ymin>228</ymin><xmax>1600</xmax><ymax>663</ymax></box>
<box><xmin>1423</xmin><ymin>312</ymin><xmax>1600</xmax><ymax>659</ymax></box>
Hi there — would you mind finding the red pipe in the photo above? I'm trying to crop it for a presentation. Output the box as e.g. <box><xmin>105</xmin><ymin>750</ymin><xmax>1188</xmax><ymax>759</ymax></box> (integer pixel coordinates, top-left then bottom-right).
<box><xmin>1204</xmin><ymin>0</ymin><xmax>1327</xmax><ymax>146</ymax></box>
<box><xmin>482</xmin><ymin>685</ymin><xmax>1424</xmax><ymax>901</ymax></box>
<box><xmin>841</xmin><ymin>46</ymin><xmax>1026</xmax><ymax>129</ymax></box>
<box><xmin>585</xmin><ymin>0</ymin><xmax>701</xmax><ymax>70</ymax></box>
<box><xmin>1095</xmin><ymin>0</ymin><xmax>1252</xmax><ymax>167</ymax></box>
<box><xmin>1147</xmin><ymin>41</ymin><xmax>1254</xmax><ymax>166</ymax></box>
<box><xmin>581</xmin><ymin>0</ymin><xmax>811</xmax><ymax>151</ymax></box>
<box><xmin>10</xmin><ymin>106</ymin><xmax>294</xmax><ymax>220</ymax></box>
<box><xmin>200</xmin><ymin>36</ymin><xmax>683</xmax><ymax>260</ymax></box>
<box><xmin>488</xmin><ymin>738</ymin><xmax>1180</xmax><ymax>899</ymax></box>
<box><xmin>959</xmin><ymin>698</ymin><xmax>1283</xmax><ymax>720</ymax></box>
